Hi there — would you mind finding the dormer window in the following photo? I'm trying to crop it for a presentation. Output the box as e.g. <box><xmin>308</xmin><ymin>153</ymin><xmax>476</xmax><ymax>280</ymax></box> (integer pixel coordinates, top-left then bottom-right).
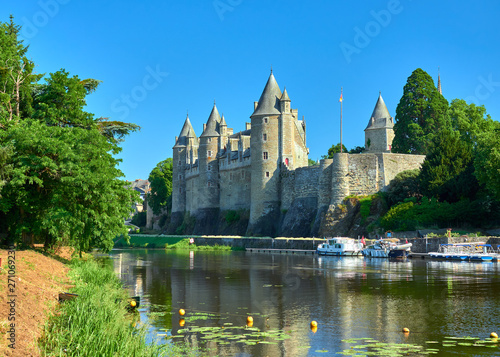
<box><xmin>263</xmin><ymin>152</ymin><xmax>268</xmax><ymax>160</ymax></box>
<box><xmin>263</xmin><ymin>117</ymin><xmax>268</xmax><ymax>124</ymax></box>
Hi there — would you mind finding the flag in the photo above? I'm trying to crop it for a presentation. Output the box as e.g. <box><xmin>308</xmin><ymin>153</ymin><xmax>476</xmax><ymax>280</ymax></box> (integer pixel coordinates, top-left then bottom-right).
<box><xmin>361</xmin><ymin>236</ymin><xmax>365</xmax><ymax>245</ymax></box>
<box><xmin>339</xmin><ymin>92</ymin><xmax>343</xmax><ymax>102</ymax></box>
<box><xmin>405</xmin><ymin>239</ymin><xmax>408</xmax><ymax>244</ymax></box>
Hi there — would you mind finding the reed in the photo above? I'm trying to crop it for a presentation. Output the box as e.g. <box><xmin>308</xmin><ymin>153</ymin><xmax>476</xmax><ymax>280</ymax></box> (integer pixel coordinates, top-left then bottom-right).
<box><xmin>40</xmin><ymin>258</ymin><xmax>200</xmax><ymax>356</ymax></box>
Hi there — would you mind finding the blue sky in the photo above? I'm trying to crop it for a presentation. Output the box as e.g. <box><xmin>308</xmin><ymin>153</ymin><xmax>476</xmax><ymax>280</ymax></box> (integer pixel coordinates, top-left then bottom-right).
<box><xmin>3</xmin><ymin>1</ymin><xmax>500</xmax><ymax>181</ymax></box>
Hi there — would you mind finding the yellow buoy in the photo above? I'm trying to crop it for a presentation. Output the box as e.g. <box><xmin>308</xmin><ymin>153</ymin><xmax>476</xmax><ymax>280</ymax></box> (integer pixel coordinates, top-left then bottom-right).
<box><xmin>402</xmin><ymin>327</ymin><xmax>410</xmax><ymax>333</ymax></box>
<box><xmin>490</xmin><ymin>332</ymin><xmax>498</xmax><ymax>339</ymax></box>
<box><xmin>247</xmin><ymin>316</ymin><xmax>253</xmax><ymax>323</ymax></box>
<box><xmin>130</xmin><ymin>300</ymin><xmax>137</xmax><ymax>308</ymax></box>
<box><xmin>179</xmin><ymin>308</ymin><xmax>186</xmax><ymax>316</ymax></box>
<box><xmin>179</xmin><ymin>318</ymin><xmax>185</xmax><ymax>327</ymax></box>
<box><xmin>310</xmin><ymin>321</ymin><xmax>318</xmax><ymax>328</ymax></box>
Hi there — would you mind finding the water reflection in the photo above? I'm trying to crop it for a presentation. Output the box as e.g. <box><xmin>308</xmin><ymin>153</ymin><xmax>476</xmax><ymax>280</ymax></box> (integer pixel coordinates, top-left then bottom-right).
<box><xmin>110</xmin><ymin>250</ymin><xmax>500</xmax><ymax>356</ymax></box>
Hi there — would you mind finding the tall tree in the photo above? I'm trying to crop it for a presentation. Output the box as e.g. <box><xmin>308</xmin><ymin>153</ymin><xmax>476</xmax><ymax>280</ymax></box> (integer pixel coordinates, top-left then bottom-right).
<box><xmin>0</xmin><ymin>17</ymin><xmax>139</xmax><ymax>253</ymax></box>
<box><xmin>0</xmin><ymin>15</ymin><xmax>41</xmax><ymax>127</ymax></box>
<box><xmin>419</xmin><ymin>128</ymin><xmax>477</xmax><ymax>202</ymax></box>
<box><xmin>474</xmin><ymin>123</ymin><xmax>500</xmax><ymax>201</ymax></box>
<box><xmin>146</xmin><ymin>158</ymin><xmax>173</xmax><ymax>215</ymax></box>
<box><xmin>392</xmin><ymin>68</ymin><xmax>449</xmax><ymax>154</ymax></box>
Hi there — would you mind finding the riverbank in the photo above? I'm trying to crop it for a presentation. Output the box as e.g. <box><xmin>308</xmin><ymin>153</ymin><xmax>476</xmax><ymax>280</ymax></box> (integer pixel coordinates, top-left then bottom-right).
<box><xmin>0</xmin><ymin>248</ymin><xmax>202</xmax><ymax>357</ymax></box>
<box><xmin>0</xmin><ymin>248</ymin><xmax>72</xmax><ymax>357</ymax></box>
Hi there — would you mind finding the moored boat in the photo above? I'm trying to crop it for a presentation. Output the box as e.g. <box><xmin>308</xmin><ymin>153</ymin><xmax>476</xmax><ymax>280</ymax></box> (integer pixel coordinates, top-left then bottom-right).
<box><xmin>429</xmin><ymin>243</ymin><xmax>498</xmax><ymax>262</ymax></box>
<box><xmin>316</xmin><ymin>237</ymin><xmax>363</xmax><ymax>256</ymax></box>
<box><xmin>362</xmin><ymin>239</ymin><xmax>412</xmax><ymax>258</ymax></box>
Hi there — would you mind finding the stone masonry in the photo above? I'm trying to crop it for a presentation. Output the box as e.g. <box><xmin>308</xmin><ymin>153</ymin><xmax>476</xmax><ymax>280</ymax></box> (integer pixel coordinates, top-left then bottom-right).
<box><xmin>171</xmin><ymin>72</ymin><xmax>426</xmax><ymax>237</ymax></box>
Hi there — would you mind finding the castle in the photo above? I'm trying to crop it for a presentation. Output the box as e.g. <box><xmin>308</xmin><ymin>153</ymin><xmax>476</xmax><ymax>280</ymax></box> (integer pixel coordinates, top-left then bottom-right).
<box><xmin>171</xmin><ymin>72</ymin><xmax>425</xmax><ymax>237</ymax></box>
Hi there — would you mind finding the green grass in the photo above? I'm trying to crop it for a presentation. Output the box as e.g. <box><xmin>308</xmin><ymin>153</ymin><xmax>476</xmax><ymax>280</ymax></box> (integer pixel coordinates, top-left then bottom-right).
<box><xmin>114</xmin><ymin>235</ymin><xmax>243</xmax><ymax>251</ymax></box>
<box><xmin>39</xmin><ymin>258</ymin><xmax>202</xmax><ymax>356</ymax></box>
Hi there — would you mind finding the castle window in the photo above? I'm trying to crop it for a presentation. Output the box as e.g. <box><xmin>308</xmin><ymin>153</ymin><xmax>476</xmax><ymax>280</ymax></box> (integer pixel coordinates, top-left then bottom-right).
<box><xmin>263</xmin><ymin>117</ymin><xmax>268</xmax><ymax>124</ymax></box>
<box><xmin>179</xmin><ymin>187</ymin><xmax>182</xmax><ymax>193</ymax></box>
<box><xmin>263</xmin><ymin>133</ymin><xmax>267</xmax><ymax>141</ymax></box>
<box><xmin>178</xmin><ymin>160</ymin><xmax>182</xmax><ymax>166</ymax></box>
<box><xmin>207</xmin><ymin>164</ymin><xmax>211</xmax><ymax>171</ymax></box>
<box><xmin>208</xmin><ymin>138</ymin><xmax>212</xmax><ymax>142</ymax></box>
<box><xmin>265</xmin><ymin>172</ymin><xmax>270</xmax><ymax>178</ymax></box>
<box><xmin>178</xmin><ymin>148</ymin><xmax>182</xmax><ymax>152</ymax></box>
<box><xmin>263</xmin><ymin>152</ymin><xmax>268</xmax><ymax>160</ymax></box>
<box><xmin>207</xmin><ymin>150</ymin><xmax>212</xmax><ymax>158</ymax></box>
<box><xmin>179</xmin><ymin>175</ymin><xmax>182</xmax><ymax>180</ymax></box>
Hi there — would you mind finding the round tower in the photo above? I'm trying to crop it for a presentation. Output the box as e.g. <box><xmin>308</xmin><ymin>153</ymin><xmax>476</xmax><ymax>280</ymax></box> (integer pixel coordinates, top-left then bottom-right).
<box><xmin>172</xmin><ymin>115</ymin><xmax>195</xmax><ymax>213</ymax></box>
<box><xmin>248</xmin><ymin>72</ymin><xmax>283</xmax><ymax>235</ymax></box>
<box><xmin>330</xmin><ymin>153</ymin><xmax>350</xmax><ymax>206</ymax></box>
<box><xmin>198</xmin><ymin>104</ymin><xmax>221</xmax><ymax>210</ymax></box>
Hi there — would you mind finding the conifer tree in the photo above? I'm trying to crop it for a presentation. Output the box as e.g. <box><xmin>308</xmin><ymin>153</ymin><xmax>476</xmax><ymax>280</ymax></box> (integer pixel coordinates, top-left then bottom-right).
<box><xmin>392</xmin><ymin>68</ymin><xmax>449</xmax><ymax>154</ymax></box>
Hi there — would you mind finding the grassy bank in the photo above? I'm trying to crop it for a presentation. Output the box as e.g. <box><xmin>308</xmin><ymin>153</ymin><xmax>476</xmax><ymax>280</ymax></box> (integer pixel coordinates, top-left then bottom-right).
<box><xmin>115</xmin><ymin>235</ymin><xmax>242</xmax><ymax>250</ymax></box>
<box><xmin>39</xmin><ymin>257</ymin><xmax>199</xmax><ymax>356</ymax></box>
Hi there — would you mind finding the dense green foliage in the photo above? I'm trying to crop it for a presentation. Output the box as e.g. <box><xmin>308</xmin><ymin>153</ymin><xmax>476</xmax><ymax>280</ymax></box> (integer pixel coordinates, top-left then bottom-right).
<box><xmin>384</xmin><ymin>169</ymin><xmax>421</xmax><ymax>208</ymax></box>
<box><xmin>131</xmin><ymin>211</ymin><xmax>147</xmax><ymax>227</ymax></box>
<box><xmin>0</xmin><ymin>18</ymin><xmax>138</xmax><ymax>253</ymax></box>
<box><xmin>380</xmin><ymin>69</ymin><xmax>500</xmax><ymax>232</ymax></box>
<box><xmin>146</xmin><ymin>158</ymin><xmax>173</xmax><ymax>215</ymax></box>
<box><xmin>40</xmin><ymin>258</ymin><xmax>199</xmax><ymax>356</ymax></box>
<box><xmin>392</xmin><ymin>68</ymin><xmax>449</xmax><ymax>155</ymax></box>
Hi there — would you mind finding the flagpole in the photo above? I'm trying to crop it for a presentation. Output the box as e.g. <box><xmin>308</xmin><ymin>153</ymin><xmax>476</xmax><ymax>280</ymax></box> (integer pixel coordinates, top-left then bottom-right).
<box><xmin>340</xmin><ymin>87</ymin><xmax>343</xmax><ymax>153</ymax></box>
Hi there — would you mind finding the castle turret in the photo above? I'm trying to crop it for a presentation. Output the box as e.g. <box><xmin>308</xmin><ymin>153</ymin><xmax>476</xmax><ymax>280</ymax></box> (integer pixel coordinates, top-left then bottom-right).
<box><xmin>172</xmin><ymin>115</ymin><xmax>196</xmax><ymax>213</ymax></box>
<box><xmin>364</xmin><ymin>93</ymin><xmax>394</xmax><ymax>153</ymax></box>
<box><xmin>198</xmin><ymin>104</ymin><xmax>221</xmax><ymax>209</ymax></box>
<box><xmin>248</xmin><ymin>72</ymin><xmax>283</xmax><ymax>235</ymax></box>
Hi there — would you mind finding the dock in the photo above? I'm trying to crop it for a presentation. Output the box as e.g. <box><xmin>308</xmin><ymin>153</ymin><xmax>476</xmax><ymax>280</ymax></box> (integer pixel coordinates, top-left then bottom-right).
<box><xmin>246</xmin><ymin>248</ymin><xmax>316</xmax><ymax>254</ymax></box>
<box><xmin>409</xmin><ymin>253</ymin><xmax>430</xmax><ymax>259</ymax></box>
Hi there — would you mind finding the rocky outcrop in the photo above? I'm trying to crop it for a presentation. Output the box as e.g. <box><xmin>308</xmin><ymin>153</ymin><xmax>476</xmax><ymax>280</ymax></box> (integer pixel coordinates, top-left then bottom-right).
<box><xmin>279</xmin><ymin>197</ymin><xmax>318</xmax><ymax>237</ymax></box>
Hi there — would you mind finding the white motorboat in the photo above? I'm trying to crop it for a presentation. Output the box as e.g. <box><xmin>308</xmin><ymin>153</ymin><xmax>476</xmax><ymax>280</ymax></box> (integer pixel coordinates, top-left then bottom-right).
<box><xmin>316</xmin><ymin>237</ymin><xmax>363</xmax><ymax>256</ymax></box>
<box><xmin>362</xmin><ymin>238</ymin><xmax>412</xmax><ymax>258</ymax></box>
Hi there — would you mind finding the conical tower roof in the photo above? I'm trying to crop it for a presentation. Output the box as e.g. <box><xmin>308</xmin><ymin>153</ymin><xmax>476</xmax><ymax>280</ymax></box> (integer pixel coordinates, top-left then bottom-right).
<box><xmin>365</xmin><ymin>93</ymin><xmax>393</xmax><ymax>130</ymax></box>
<box><xmin>280</xmin><ymin>87</ymin><xmax>291</xmax><ymax>102</ymax></box>
<box><xmin>252</xmin><ymin>72</ymin><xmax>282</xmax><ymax>116</ymax></box>
<box><xmin>200</xmin><ymin>104</ymin><xmax>221</xmax><ymax>137</ymax></box>
<box><xmin>220</xmin><ymin>114</ymin><xmax>227</xmax><ymax>126</ymax></box>
<box><xmin>173</xmin><ymin>115</ymin><xmax>196</xmax><ymax>147</ymax></box>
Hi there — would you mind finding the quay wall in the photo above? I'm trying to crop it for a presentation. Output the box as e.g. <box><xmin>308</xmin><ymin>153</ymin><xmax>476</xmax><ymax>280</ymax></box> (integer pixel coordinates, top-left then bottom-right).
<box><xmin>130</xmin><ymin>235</ymin><xmax>500</xmax><ymax>253</ymax></box>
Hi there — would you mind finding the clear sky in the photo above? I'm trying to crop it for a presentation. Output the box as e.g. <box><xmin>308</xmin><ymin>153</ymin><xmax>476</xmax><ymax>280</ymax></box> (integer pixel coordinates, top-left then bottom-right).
<box><xmin>3</xmin><ymin>1</ymin><xmax>500</xmax><ymax>181</ymax></box>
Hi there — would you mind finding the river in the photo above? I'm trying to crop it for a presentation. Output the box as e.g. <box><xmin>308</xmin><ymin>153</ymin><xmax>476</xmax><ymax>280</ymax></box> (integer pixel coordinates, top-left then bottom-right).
<box><xmin>109</xmin><ymin>249</ymin><xmax>500</xmax><ymax>356</ymax></box>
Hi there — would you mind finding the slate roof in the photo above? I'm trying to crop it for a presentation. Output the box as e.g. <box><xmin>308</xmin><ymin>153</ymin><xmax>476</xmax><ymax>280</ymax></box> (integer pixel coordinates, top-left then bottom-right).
<box><xmin>200</xmin><ymin>104</ymin><xmax>221</xmax><ymax>138</ymax></box>
<box><xmin>365</xmin><ymin>93</ymin><xmax>393</xmax><ymax>130</ymax></box>
<box><xmin>173</xmin><ymin>115</ymin><xmax>196</xmax><ymax>147</ymax></box>
<box><xmin>252</xmin><ymin>72</ymin><xmax>282</xmax><ymax>116</ymax></box>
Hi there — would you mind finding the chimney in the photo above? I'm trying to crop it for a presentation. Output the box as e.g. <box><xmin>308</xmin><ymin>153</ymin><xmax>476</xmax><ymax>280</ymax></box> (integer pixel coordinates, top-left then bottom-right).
<box><xmin>254</xmin><ymin>101</ymin><xmax>258</xmax><ymax>110</ymax></box>
<box><xmin>245</xmin><ymin>122</ymin><xmax>251</xmax><ymax>130</ymax></box>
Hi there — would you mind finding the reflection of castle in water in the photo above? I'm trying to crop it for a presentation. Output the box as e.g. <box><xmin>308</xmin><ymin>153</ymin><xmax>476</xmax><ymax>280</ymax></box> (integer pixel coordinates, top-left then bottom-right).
<box><xmin>112</xmin><ymin>252</ymin><xmax>500</xmax><ymax>355</ymax></box>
